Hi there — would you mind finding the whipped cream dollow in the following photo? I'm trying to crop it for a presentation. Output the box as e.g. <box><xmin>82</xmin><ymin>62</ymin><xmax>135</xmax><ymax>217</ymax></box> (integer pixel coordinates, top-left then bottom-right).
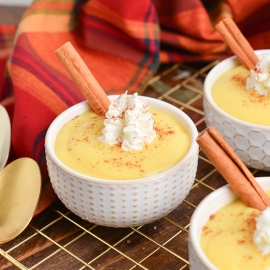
<box><xmin>98</xmin><ymin>92</ymin><xmax>156</xmax><ymax>151</ymax></box>
<box><xmin>253</xmin><ymin>206</ymin><xmax>270</xmax><ymax>255</ymax></box>
<box><xmin>246</xmin><ymin>53</ymin><xmax>270</xmax><ymax>96</ymax></box>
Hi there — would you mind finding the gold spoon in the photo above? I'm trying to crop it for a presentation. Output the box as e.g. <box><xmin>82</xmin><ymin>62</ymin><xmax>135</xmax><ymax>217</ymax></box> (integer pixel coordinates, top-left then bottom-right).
<box><xmin>0</xmin><ymin>158</ymin><xmax>41</xmax><ymax>244</ymax></box>
<box><xmin>0</xmin><ymin>105</ymin><xmax>11</xmax><ymax>171</ymax></box>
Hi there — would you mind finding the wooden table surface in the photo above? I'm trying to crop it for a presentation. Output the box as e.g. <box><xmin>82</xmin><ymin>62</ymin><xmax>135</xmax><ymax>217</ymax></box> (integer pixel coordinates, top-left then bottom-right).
<box><xmin>1</xmin><ymin>5</ymin><xmax>269</xmax><ymax>270</ymax></box>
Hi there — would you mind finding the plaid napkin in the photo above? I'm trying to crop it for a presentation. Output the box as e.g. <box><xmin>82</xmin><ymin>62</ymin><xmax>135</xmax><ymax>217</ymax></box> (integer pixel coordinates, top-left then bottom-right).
<box><xmin>1</xmin><ymin>0</ymin><xmax>270</xmax><ymax>214</ymax></box>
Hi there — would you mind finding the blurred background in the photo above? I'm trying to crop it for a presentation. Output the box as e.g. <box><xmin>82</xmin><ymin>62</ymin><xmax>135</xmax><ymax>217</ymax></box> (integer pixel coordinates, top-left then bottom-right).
<box><xmin>0</xmin><ymin>0</ymin><xmax>32</xmax><ymax>6</ymax></box>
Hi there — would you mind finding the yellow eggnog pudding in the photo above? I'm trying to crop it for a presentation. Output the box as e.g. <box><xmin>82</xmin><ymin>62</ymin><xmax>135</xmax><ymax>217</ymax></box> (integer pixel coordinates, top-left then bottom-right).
<box><xmin>200</xmin><ymin>191</ymin><xmax>270</xmax><ymax>270</ymax></box>
<box><xmin>55</xmin><ymin>107</ymin><xmax>190</xmax><ymax>180</ymax></box>
<box><xmin>212</xmin><ymin>65</ymin><xmax>270</xmax><ymax>126</ymax></box>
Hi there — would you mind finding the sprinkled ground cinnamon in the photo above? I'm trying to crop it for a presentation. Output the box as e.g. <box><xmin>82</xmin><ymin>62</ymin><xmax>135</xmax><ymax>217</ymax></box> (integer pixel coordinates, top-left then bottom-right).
<box><xmin>202</xmin><ymin>225</ymin><xmax>212</xmax><ymax>236</ymax></box>
<box><xmin>245</xmin><ymin>210</ymin><xmax>260</xmax><ymax>230</ymax></box>
<box><xmin>155</xmin><ymin>126</ymin><xmax>176</xmax><ymax>140</ymax></box>
<box><xmin>231</xmin><ymin>73</ymin><xmax>246</xmax><ymax>88</ymax></box>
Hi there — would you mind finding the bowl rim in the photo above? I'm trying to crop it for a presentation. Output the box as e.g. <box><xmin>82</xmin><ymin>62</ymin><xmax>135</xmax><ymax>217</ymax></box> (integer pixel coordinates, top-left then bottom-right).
<box><xmin>0</xmin><ymin>104</ymin><xmax>11</xmax><ymax>171</ymax></box>
<box><xmin>45</xmin><ymin>95</ymin><xmax>199</xmax><ymax>184</ymax></box>
<box><xmin>204</xmin><ymin>49</ymin><xmax>270</xmax><ymax>130</ymax></box>
<box><xmin>189</xmin><ymin>176</ymin><xmax>270</xmax><ymax>270</ymax></box>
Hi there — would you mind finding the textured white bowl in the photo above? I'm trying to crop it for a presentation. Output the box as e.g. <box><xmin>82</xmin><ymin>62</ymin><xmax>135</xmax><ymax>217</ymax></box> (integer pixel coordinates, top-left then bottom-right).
<box><xmin>45</xmin><ymin>96</ymin><xmax>199</xmax><ymax>228</ymax></box>
<box><xmin>0</xmin><ymin>105</ymin><xmax>11</xmax><ymax>170</ymax></box>
<box><xmin>203</xmin><ymin>50</ymin><xmax>270</xmax><ymax>171</ymax></box>
<box><xmin>188</xmin><ymin>177</ymin><xmax>270</xmax><ymax>270</ymax></box>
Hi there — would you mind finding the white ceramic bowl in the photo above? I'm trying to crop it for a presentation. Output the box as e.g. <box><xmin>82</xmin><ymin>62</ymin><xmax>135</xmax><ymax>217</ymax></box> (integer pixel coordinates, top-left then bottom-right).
<box><xmin>0</xmin><ymin>105</ymin><xmax>11</xmax><ymax>170</ymax></box>
<box><xmin>203</xmin><ymin>50</ymin><xmax>270</xmax><ymax>171</ymax></box>
<box><xmin>188</xmin><ymin>177</ymin><xmax>270</xmax><ymax>270</ymax></box>
<box><xmin>45</xmin><ymin>96</ymin><xmax>199</xmax><ymax>228</ymax></box>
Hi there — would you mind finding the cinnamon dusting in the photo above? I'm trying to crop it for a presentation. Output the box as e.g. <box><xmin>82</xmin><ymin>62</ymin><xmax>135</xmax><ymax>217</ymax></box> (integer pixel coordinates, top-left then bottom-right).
<box><xmin>244</xmin><ymin>211</ymin><xmax>260</xmax><ymax>230</ymax></box>
<box><xmin>231</xmin><ymin>73</ymin><xmax>246</xmax><ymax>88</ymax></box>
<box><xmin>155</xmin><ymin>126</ymin><xmax>176</xmax><ymax>140</ymax></box>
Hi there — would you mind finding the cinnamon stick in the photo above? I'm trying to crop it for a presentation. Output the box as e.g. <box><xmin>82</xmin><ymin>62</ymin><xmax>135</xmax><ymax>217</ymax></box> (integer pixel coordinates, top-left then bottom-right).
<box><xmin>216</xmin><ymin>16</ymin><xmax>258</xmax><ymax>70</ymax></box>
<box><xmin>197</xmin><ymin>126</ymin><xmax>270</xmax><ymax>211</ymax></box>
<box><xmin>55</xmin><ymin>41</ymin><xmax>111</xmax><ymax>116</ymax></box>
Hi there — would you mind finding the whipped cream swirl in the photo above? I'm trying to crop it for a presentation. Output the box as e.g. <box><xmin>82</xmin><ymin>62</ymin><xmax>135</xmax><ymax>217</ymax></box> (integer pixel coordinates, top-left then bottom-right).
<box><xmin>246</xmin><ymin>53</ymin><xmax>270</xmax><ymax>96</ymax></box>
<box><xmin>253</xmin><ymin>206</ymin><xmax>270</xmax><ymax>255</ymax></box>
<box><xmin>98</xmin><ymin>92</ymin><xmax>156</xmax><ymax>151</ymax></box>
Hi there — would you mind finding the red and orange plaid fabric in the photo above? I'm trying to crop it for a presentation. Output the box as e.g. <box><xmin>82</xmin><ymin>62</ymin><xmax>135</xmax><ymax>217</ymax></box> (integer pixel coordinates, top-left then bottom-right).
<box><xmin>1</xmin><ymin>0</ymin><xmax>270</xmax><ymax>213</ymax></box>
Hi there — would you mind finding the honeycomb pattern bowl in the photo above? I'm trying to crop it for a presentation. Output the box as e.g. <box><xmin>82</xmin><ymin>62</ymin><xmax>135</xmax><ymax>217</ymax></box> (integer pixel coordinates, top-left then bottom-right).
<box><xmin>45</xmin><ymin>96</ymin><xmax>199</xmax><ymax>228</ymax></box>
<box><xmin>203</xmin><ymin>50</ymin><xmax>270</xmax><ymax>171</ymax></box>
<box><xmin>188</xmin><ymin>177</ymin><xmax>270</xmax><ymax>270</ymax></box>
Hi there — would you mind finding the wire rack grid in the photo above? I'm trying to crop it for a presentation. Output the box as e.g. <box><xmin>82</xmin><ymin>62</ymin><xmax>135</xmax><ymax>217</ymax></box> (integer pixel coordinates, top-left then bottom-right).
<box><xmin>1</xmin><ymin>61</ymin><xmax>268</xmax><ymax>270</ymax></box>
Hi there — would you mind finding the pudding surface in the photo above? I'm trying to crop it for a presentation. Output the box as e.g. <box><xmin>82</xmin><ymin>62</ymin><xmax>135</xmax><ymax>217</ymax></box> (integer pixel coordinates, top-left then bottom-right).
<box><xmin>212</xmin><ymin>65</ymin><xmax>270</xmax><ymax>126</ymax></box>
<box><xmin>201</xmin><ymin>192</ymin><xmax>270</xmax><ymax>270</ymax></box>
<box><xmin>55</xmin><ymin>108</ymin><xmax>190</xmax><ymax>180</ymax></box>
